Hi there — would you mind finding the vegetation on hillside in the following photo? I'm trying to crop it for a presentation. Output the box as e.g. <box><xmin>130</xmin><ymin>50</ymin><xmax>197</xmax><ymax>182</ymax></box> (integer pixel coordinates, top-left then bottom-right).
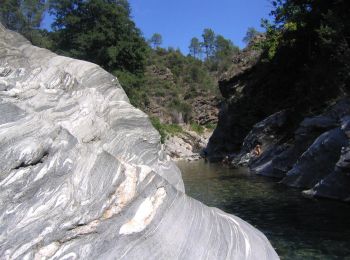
<box><xmin>0</xmin><ymin>0</ymin><xmax>238</xmax><ymax>142</ymax></box>
<box><xmin>150</xmin><ymin>117</ymin><xmax>183</xmax><ymax>143</ymax></box>
<box><xmin>3</xmin><ymin>0</ymin><xmax>347</xmax><ymax>143</ymax></box>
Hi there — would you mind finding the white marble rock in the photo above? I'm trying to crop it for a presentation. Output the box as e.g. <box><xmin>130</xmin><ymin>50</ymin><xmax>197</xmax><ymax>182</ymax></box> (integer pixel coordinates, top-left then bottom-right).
<box><xmin>0</xmin><ymin>24</ymin><xmax>278</xmax><ymax>260</ymax></box>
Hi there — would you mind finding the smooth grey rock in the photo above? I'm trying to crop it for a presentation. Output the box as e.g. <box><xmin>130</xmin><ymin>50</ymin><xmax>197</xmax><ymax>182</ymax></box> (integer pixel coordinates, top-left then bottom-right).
<box><xmin>241</xmin><ymin>110</ymin><xmax>288</xmax><ymax>154</ymax></box>
<box><xmin>250</xmin><ymin>144</ymin><xmax>289</xmax><ymax>178</ymax></box>
<box><xmin>215</xmin><ymin>98</ymin><xmax>350</xmax><ymax>201</ymax></box>
<box><xmin>281</xmin><ymin>128</ymin><xmax>348</xmax><ymax>188</ymax></box>
<box><xmin>278</xmin><ymin>100</ymin><xmax>350</xmax><ymax>188</ymax></box>
<box><xmin>303</xmin><ymin>145</ymin><xmax>350</xmax><ymax>202</ymax></box>
<box><xmin>230</xmin><ymin>110</ymin><xmax>289</xmax><ymax>177</ymax></box>
<box><xmin>0</xmin><ymin>24</ymin><xmax>278</xmax><ymax>259</ymax></box>
<box><xmin>303</xmin><ymin>116</ymin><xmax>350</xmax><ymax>201</ymax></box>
<box><xmin>269</xmin><ymin>110</ymin><xmax>344</xmax><ymax>177</ymax></box>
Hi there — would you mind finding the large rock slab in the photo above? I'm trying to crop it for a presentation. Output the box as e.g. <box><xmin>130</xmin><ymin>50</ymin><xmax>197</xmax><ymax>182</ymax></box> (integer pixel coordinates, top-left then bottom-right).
<box><xmin>218</xmin><ymin>99</ymin><xmax>350</xmax><ymax>201</ymax></box>
<box><xmin>0</xmin><ymin>24</ymin><xmax>278</xmax><ymax>259</ymax></box>
<box><xmin>303</xmin><ymin>116</ymin><xmax>350</xmax><ymax>202</ymax></box>
<box><xmin>281</xmin><ymin>128</ymin><xmax>348</xmax><ymax>188</ymax></box>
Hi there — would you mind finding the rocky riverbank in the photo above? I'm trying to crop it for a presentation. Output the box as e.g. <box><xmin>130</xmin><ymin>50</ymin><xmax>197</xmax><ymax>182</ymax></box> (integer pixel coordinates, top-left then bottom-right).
<box><xmin>164</xmin><ymin>126</ymin><xmax>212</xmax><ymax>161</ymax></box>
<box><xmin>205</xmin><ymin>34</ymin><xmax>350</xmax><ymax>202</ymax></box>
<box><xmin>227</xmin><ymin>100</ymin><xmax>350</xmax><ymax>202</ymax></box>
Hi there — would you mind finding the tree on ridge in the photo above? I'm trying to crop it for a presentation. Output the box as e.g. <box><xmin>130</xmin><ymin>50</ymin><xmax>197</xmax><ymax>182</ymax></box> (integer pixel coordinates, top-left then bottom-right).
<box><xmin>202</xmin><ymin>28</ymin><xmax>216</xmax><ymax>60</ymax></box>
<box><xmin>149</xmin><ymin>33</ymin><xmax>163</xmax><ymax>49</ymax></box>
<box><xmin>189</xmin><ymin>37</ymin><xmax>202</xmax><ymax>59</ymax></box>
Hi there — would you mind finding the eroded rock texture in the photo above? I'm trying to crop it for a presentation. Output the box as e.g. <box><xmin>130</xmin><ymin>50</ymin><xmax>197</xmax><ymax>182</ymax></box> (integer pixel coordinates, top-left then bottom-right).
<box><xmin>224</xmin><ymin>98</ymin><xmax>350</xmax><ymax>202</ymax></box>
<box><xmin>0</xmin><ymin>25</ymin><xmax>278</xmax><ymax>259</ymax></box>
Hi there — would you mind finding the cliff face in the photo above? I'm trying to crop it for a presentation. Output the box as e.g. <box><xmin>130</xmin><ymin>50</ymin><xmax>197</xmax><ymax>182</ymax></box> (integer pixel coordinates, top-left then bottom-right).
<box><xmin>206</xmin><ymin>37</ymin><xmax>350</xmax><ymax>202</ymax></box>
<box><xmin>206</xmin><ymin>38</ymin><xmax>268</xmax><ymax>161</ymax></box>
<box><xmin>0</xmin><ymin>24</ymin><xmax>278</xmax><ymax>259</ymax></box>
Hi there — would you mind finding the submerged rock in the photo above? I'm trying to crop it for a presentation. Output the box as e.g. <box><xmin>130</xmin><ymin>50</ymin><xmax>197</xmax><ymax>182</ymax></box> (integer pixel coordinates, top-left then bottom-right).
<box><xmin>0</xmin><ymin>24</ymin><xmax>278</xmax><ymax>259</ymax></box>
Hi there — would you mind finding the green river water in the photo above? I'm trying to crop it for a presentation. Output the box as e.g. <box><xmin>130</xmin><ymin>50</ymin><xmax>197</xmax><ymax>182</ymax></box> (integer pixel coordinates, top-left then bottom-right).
<box><xmin>177</xmin><ymin>160</ymin><xmax>350</xmax><ymax>260</ymax></box>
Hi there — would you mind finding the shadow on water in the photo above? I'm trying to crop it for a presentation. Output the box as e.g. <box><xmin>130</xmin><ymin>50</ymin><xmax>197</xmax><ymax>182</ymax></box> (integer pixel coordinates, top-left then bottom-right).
<box><xmin>177</xmin><ymin>160</ymin><xmax>350</xmax><ymax>260</ymax></box>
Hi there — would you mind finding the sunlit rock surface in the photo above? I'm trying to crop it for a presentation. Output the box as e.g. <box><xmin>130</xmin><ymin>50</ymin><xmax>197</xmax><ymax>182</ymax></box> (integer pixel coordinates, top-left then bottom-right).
<box><xmin>0</xmin><ymin>24</ymin><xmax>278</xmax><ymax>259</ymax></box>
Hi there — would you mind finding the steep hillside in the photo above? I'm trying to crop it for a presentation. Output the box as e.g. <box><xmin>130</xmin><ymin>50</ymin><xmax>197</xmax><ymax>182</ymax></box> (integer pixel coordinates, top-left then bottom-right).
<box><xmin>133</xmin><ymin>48</ymin><xmax>220</xmax><ymax>126</ymax></box>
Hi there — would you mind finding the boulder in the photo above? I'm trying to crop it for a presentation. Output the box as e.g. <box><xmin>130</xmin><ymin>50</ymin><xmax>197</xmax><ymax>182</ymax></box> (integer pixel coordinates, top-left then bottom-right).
<box><xmin>281</xmin><ymin>128</ymin><xmax>348</xmax><ymax>188</ymax></box>
<box><xmin>230</xmin><ymin>110</ymin><xmax>290</xmax><ymax>177</ymax></box>
<box><xmin>241</xmin><ymin>110</ymin><xmax>288</xmax><ymax>154</ymax></box>
<box><xmin>221</xmin><ymin>100</ymin><xmax>350</xmax><ymax>201</ymax></box>
<box><xmin>0</xmin><ymin>24</ymin><xmax>278</xmax><ymax>259</ymax></box>
<box><xmin>303</xmin><ymin>116</ymin><xmax>350</xmax><ymax>201</ymax></box>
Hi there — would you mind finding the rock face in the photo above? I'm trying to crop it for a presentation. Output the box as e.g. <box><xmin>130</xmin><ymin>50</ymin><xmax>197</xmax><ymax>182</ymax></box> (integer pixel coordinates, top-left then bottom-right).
<box><xmin>145</xmin><ymin>94</ymin><xmax>219</xmax><ymax>126</ymax></box>
<box><xmin>0</xmin><ymin>25</ymin><xmax>278</xmax><ymax>259</ymax></box>
<box><xmin>302</xmin><ymin>116</ymin><xmax>350</xmax><ymax>201</ymax></box>
<box><xmin>205</xmin><ymin>32</ymin><xmax>350</xmax><ymax>202</ymax></box>
<box><xmin>164</xmin><ymin>128</ymin><xmax>211</xmax><ymax>161</ymax></box>
<box><xmin>222</xmin><ymin>98</ymin><xmax>350</xmax><ymax>202</ymax></box>
<box><xmin>205</xmin><ymin>37</ymin><xmax>268</xmax><ymax>162</ymax></box>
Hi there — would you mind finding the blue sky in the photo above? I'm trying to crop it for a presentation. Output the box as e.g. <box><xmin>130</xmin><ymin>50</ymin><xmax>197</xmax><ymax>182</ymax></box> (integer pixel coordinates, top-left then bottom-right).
<box><xmin>129</xmin><ymin>0</ymin><xmax>273</xmax><ymax>53</ymax></box>
<box><xmin>43</xmin><ymin>1</ymin><xmax>274</xmax><ymax>54</ymax></box>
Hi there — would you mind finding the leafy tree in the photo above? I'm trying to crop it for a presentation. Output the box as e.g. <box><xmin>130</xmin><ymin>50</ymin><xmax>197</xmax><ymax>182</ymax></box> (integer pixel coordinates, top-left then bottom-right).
<box><xmin>0</xmin><ymin>0</ymin><xmax>22</xmax><ymax>30</ymax></box>
<box><xmin>115</xmin><ymin>0</ymin><xmax>131</xmax><ymax>16</ymax></box>
<box><xmin>202</xmin><ymin>28</ymin><xmax>216</xmax><ymax>60</ymax></box>
<box><xmin>244</xmin><ymin>0</ymin><xmax>350</xmax><ymax>118</ymax></box>
<box><xmin>21</xmin><ymin>0</ymin><xmax>47</xmax><ymax>42</ymax></box>
<box><xmin>0</xmin><ymin>0</ymin><xmax>47</xmax><ymax>42</ymax></box>
<box><xmin>149</xmin><ymin>33</ymin><xmax>162</xmax><ymax>49</ymax></box>
<box><xmin>212</xmin><ymin>35</ymin><xmax>239</xmax><ymax>72</ymax></box>
<box><xmin>215</xmin><ymin>35</ymin><xmax>239</xmax><ymax>60</ymax></box>
<box><xmin>243</xmin><ymin>27</ymin><xmax>260</xmax><ymax>44</ymax></box>
<box><xmin>49</xmin><ymin>0</ymin><xmax>149</xmax><ymax>74</ymax></box>
<box><xmin>189</xmin><ymin>37</ymin><xmax>202</xmax><ymax>58</ymax></box>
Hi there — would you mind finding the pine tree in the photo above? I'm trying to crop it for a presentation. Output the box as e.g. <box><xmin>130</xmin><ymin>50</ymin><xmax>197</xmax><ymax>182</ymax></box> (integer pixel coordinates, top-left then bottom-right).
<box><xmin>243</xmin><ymin>27</ymin><xmax>260</xmax><ymax>44</ymax></box>
<box><xmin>202</xmin><ymin>28</ymin><xmax>215</xmax><ymax>60</ymax></box>
<box><xmin>189</xmin><ymin>37</ymin><xmax>202</xmax><ymax>59</ymax></box>
<box><xmin>149</xmin><ymin>33</ymin><xmax>162</xmax><ymax>49</ymax></box>
<box><xmin>214</xmin><ymin>35</ymin><xmax>239</xmax><ymax>61</ymax></box>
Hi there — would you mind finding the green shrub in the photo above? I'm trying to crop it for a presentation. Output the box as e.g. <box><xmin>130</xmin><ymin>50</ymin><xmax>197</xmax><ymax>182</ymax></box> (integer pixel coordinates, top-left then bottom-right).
<box><xmin>150</xmin><ymin>117</ymin><xmax>167</xmax><ymax>143</ymax></box>
<box><xmin>113</xmin><ymin>70</ymin><xmax>146</xmax><ymax>107</ymax></box>
<box><xmin>164</xmin><ymin>124</ymin><xmax>183</xmax><ymax>136</ymax></box>
<box><xmin>205</xmin><ymin>122</ymin><xmax>217</xmax><ymax>130</ymax></box>
<box><xmin>149</xmin><ymin>117</ymin><xmax>183</xmax><ymax>143</ymax></box>
<box><xmin>190</xmin><ymin>122</ymin><xmax>204</xmax><ymax>134</ymax></box>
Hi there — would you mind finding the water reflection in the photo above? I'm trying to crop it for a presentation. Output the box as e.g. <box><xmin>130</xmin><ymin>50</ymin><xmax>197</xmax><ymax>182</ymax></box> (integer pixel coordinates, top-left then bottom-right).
<box><xmin>177</xmin><ymin>160</ymin><xmax>350</xmax><ymax>260</ymax></box>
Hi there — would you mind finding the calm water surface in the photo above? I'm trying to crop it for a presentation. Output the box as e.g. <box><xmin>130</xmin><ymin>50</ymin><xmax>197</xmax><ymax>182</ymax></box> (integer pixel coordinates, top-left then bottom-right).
<box><xmin>177</xmin><ymin>160</ymin><xmax>350</xmax><ymax>260</ymax></box>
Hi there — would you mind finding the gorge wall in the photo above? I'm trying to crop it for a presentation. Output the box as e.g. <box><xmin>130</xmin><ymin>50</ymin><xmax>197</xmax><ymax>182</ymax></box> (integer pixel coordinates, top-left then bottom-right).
<box><xmin>0</xmin><ymin>24</ymin><xmax>278</xmax><ymax>259</ymax></box>
<box><xmin>206</xmin><ymin>36</ymin><xmax>350</xmax><ymax>202</ymax></box>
